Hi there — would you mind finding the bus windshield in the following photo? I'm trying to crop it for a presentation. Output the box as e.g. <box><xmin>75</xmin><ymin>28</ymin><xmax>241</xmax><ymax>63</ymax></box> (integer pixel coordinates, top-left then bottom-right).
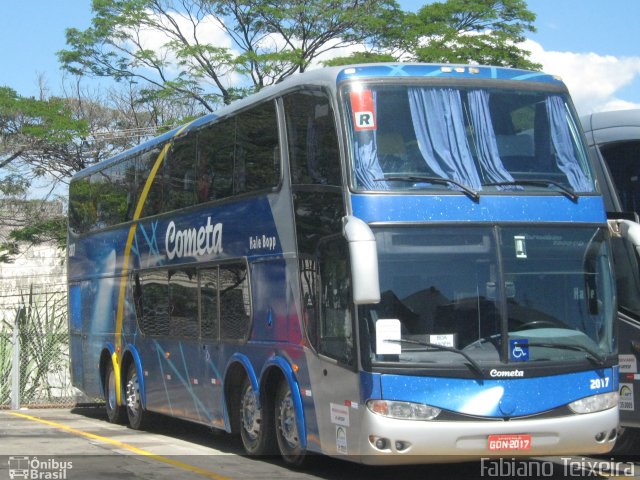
<box><xmin>359</xmin><ymin>225</ymin><xmax>616</xmax><ymax>369</ymax></box>
<box><xmin>344</xmin><ymin>83</ymin><xmax>594</xmax><ymax>195</ymax></box>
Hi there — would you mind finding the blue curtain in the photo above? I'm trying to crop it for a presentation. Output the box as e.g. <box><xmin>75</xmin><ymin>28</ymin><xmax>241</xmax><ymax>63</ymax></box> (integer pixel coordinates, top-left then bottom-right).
<box><xmin>353</xmin><ymin>91</ymin><xmax>388</xmax><ymax>190</ymax></box>
<box><xmin>467</xmin><ymin>90</ymin><xmax>514</xmax><ymax>185</ymax></box>
<box><xmin>546</xmin><ymin>96</ymin><xmax>593</xmax><ymax>192</ymax></box>
<box><xmin>408</xmin><ymin>87</ymin><xmax>482</xmax><ymax>190</ymax></box>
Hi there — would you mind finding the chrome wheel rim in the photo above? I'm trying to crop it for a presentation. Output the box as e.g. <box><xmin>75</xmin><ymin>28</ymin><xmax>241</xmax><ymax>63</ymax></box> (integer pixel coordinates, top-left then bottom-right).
<box><xmin>241</xmin><ymin>384</ymin><xmax>261</xmax><ymax>441</ymax></box>
<box><xmin>126</xmin><ymin>372</ymin><xmax>140</xmax><ymax>416</ymax></box>
<box><xmin>278</xmin><ymin>390</ymin><xmax>299</xmax><ymax>448</ymax></box>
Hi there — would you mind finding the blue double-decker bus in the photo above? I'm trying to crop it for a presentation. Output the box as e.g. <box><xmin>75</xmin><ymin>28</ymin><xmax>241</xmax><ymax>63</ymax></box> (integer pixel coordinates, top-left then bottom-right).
<box><xmin>68</xmin><ymin>63</ymin><xmax>619</xmax><ymax>466</ymax></box>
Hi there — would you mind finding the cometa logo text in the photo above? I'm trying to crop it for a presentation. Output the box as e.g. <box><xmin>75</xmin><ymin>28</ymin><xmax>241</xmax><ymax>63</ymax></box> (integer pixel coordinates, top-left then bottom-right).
<box><xmin>489</xmin><ymin>369</ymin><xmax>524</xmax><ymax>378</ymax></box>
<box><xmin>165</xmin><ymin>217</ymin><xmax>223</xmax><ymax>260</ymax></box>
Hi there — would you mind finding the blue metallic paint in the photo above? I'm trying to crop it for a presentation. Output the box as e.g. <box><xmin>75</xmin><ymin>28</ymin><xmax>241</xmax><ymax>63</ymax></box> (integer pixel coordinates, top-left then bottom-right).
<box><xmin>226</xmin><ymin>353</ymin><xmax>260</xmax><ymax>394</ymax></box>
<box><xmin>351</xmin><ymin>194</ymin><xmax>606</xmax><ymax>224</ymax></box>
<box><xmin>377</xmin><ymin>368</ymin><xmax>617</xmax><ymax>418</ymax></box>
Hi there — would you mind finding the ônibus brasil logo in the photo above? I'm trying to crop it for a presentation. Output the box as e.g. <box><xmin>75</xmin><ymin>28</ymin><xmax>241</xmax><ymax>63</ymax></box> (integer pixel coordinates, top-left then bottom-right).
<box><xmin>8</xmin><ymin>456</ymin><xmax>73</xmax><ymax>479</ymax></box>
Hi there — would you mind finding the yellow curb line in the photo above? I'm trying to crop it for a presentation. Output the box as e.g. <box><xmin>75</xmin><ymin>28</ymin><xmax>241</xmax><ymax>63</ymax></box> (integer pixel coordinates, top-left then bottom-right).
<box><xmin>7</xmin><ymin>411</ymin><xmax>233</xmax><ymax>480</ymax></box>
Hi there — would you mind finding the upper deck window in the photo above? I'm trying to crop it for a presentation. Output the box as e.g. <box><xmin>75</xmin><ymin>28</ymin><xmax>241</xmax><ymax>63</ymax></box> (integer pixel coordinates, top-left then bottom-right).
<box><xmin>344</xmin><ymin>83</ymin><xmax>594</xmax><ymax>195</ymax></box>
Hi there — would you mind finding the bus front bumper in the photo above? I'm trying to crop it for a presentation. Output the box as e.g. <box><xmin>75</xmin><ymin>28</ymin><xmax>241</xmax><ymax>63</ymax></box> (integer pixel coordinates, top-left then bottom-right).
<box><xmin>356</xmin><ymin>406</ymin><xmax>619</xmax><ymax>465</ymax></box>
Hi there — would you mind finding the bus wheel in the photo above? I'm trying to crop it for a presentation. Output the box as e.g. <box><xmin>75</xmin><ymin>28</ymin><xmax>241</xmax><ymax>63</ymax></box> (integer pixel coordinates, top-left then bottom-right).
<box><xmin>612</xmin><ymin>427</ymin><xmax>640</xmax><ymax>453</ymax></box>
<box><xmin>125</xmin><ymin>366</ymin><xmax>148</xmax><ymax>430</ymax></box>
<box><xmin>275</xmin><ymin>380</ymin><xmax>307</xmax><ymax>467</ymax></box>
<box><xmin>239</xmin><ymin>377</ymin><xmax>274</xmax><ymax>455</ymax></box>
<box><xmin>104</xmin><ymin>363</ymin><xmax>126</xmax><ymax>424</ymax></box>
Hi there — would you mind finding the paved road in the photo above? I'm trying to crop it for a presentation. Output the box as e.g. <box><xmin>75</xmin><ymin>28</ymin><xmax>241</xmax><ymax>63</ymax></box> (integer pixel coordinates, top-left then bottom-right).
<box><xmin>0</xmin><ymin>407</ymin><xmax>638</xmax><ymax>479</ymax></box>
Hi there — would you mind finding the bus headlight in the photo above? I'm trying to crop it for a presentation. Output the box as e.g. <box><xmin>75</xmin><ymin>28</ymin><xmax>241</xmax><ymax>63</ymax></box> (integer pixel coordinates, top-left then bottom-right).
<box><xmin>568</xmin><ymin>392</ymin><xmax>619</xmax><ymax>414</ymax></box>
<box><xmin>367</xmin><ymin>399</ymin><xmax>441</xmax><ymax>420</ymax></box>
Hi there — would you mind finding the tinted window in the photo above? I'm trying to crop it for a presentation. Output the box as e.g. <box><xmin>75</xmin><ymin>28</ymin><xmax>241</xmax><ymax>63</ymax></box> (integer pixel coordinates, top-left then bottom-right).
<box><xmin>284</xmin><ymin>90</ymin><xmax>341</xmax><ymax>186</ymax></box>
<box><xmin>197</xmin><ymin>101</ymin><xmax>279</xmax><ymax>203</ymax></box>
<box><xmin>139</xmin><ymin>147</ymin><xmax>167</xmax><ymax>218</ymax></box>
<box><xmin>611</xmin><ymin>235</ymin><xmax>640</xmax><ymax>319</ymax></box>
<box><xmin>93</xmin><ymin>157</ymin><xmax>138</xmax><ymax>228</ymax></box>
<box><xmin>235</xmin><ymin>102</ymin><xmax>280</xmax><ymax>192</ymax></box>
<box><xmin>199</xmin><ymin>118</ymin><xmax>235</xmax><ymax>201</ymax></box>
<box><xmin>200</xmin><ymin>268</ymin><xmax>220</xmax><ymax>339</ymax></box>
<box><xmin>134</xmin><ymin>263</ymin><xmax>250</xmax><ymax>341</ymax></box>
<box><xmin>137</xmin><ymin>270</ymin><xmax>170</xmax><ymax>337</ymax></box>
<box><xmin>600</xmin><ymin>140</ymin><xmax>640</xmax><ymax>214</ymax></box>
<box><xmin>219</xmin><ymin>264</ymin><xmax>251</xmax><ymax>341</ymax></box>
<box><xmin>316</xmin><ymin>237</ymin><xmax>354</xmax><ymax>365</ymax></box>
<box><xmin>169</xmin><ymin>268</ymin><xmax>198</xmax><ymax>338</ymax></box>
<box><xmin>165</xmin><ymin>136</ymin><xmax>197</xmax><ymax>211</ymax></box>
<box><xmin>69</xmin><ymin>177</ymin><xmax>95</xmax><ymax>234</ymax></box>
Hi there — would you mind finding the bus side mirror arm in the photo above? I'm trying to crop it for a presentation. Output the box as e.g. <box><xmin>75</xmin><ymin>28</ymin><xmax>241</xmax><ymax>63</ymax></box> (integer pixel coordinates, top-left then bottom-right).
<box><xmin>610</xmin><ymin>218</ymin><xmax>640</xmax><ymax>258</ymax></box>
<box><xmin>342</xmin><ymin>216</ymin><xmax>381</xmax><ymax>305</ymax></box>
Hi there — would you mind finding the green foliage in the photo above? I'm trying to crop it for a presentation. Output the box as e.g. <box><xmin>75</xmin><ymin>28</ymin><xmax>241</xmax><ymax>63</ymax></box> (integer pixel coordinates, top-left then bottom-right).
<box><xmin>322</xmin><ymin>52</ymin><xmax>397</xmax><ymax>67</ymax></box>
<box><xmin>0</xmin><ymin>329</ymin><xmax>10</xmax><ymax>404</ymax></box>
<box><xmin>0</xmin><ymin>286</ymin><xmax>69</xmax><ymax>405</ymax></box>
<box><xmin>0</xmin><ymin>242</ymin><xmax>19</xmax><ymax>264</ymax></box>
<box><xmin>8</xmin><ymin>216</ymin><xmax>67</xmax><ymax>250</ymax></box>
<box><xmin>0</xmin><ymin>86</ymin><xmax>88</xmax><ymax>144</ymax></box>
<box><xmin>58</xmin><ymin>0</ymin><xmax>402</xmax><ymax>108</ymax></box>
<box><xmin>409</xmin><ymin>0</ymin><xmax>541</xmax><ymax>69</ymax></box>
<box><xmin>0</xmin><ymin>174</ymin><xmax>28</xmax><ymax>197</ymax></box>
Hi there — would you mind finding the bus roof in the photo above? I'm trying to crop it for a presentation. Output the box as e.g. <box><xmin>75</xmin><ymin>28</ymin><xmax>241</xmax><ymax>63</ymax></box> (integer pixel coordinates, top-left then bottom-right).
<box><xmin>72</xmin><ymin>63</ymin><xmax>565</xmax><ymax>180</ymax></box>
<box><xmin>581</xmin><ymin>109</ymin><xmax>640</xmax><ymax>146</ymax></box>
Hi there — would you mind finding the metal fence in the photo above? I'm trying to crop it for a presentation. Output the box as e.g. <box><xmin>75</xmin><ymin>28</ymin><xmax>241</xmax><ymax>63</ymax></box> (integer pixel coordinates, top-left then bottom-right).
<box><xmin>0</xmin><ymin>287</ymin><xmax>79</xmax><ymax>408</ymax></box>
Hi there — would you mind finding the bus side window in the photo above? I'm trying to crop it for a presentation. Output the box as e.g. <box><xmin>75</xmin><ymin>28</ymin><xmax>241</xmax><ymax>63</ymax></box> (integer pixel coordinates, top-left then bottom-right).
<box><xmin>200</xmin><ymin>267</ymin><xmax>220</xmax><ymax>339</ymax></box>
<box><xmin>235</xmin><ymin>101</ymin><xmax>280</xmax><ymax>194</ymax></box>
<box><xmin>69</xmin><ymin>177</ymin><xmax>95</xmax><ymax>234</ymax></box>
<box><xmin>300</xmin><ymin>256</ymin><xmax>319</xmax><ymax>348</ymax></box>
<box><xmin>137</xmin><ymin>270</ymin><xmax>170</xmax><ymax>337</ymax></box>
<box><xmin>600</xmin><ymin>139</ymin><xmax>640</xmax><ymax>215</ymax></box>
<box><xmin>139</xmin><ymin>147</ymin><xmax>167</xmax><ymax>218</ymax></box>
<box><xmin>91</xmin><ymin>157</ymin><xmax>139</xmax><ymax>229</ymax></box>
<box><xmin>219</xmin><ymin>263</ymin><xmax>251</xmax><ymax>341</ymax></box>
<box><xmin>165</xmin><ymin>136</ymin><xmax>197</xmax><ymax>211</ymax></box>
<box><xmin>611</xmin><ymin>235</ymin><xmax>640</xmax><ymax>319</ymax></box>
<box><xmin>168</xmin><ymin>268</ymin><xmax>198</xmax><ymax>339</ymax></box>
<box><xmin>283</xmin><ymin>90</ymin><xmax>341</xmax><ymax>186</ymax></box>
<box><xmin>198</xmin><ymin>119</ymin><xmax>234</xmax><ymax>201</ymax></box>
<box><xmin>316</xmin><ymin>237</ymin><xmax>355</xmax><ymax>366</ymax></box>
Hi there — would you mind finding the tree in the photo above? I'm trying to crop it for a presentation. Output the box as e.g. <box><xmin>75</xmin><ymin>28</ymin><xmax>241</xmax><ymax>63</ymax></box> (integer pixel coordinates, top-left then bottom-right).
<box><xmin>58</xmin><ymin>0</ymin><xmax>400</xmax><ymax>109</ymax></box>
<box><xmin>408</xmin><ymin>0</ymin><xmax>540</xmax><ymax>69</ymax></box>
<box><xmin>0</xmin><ymin>86</ymin><xmax>88</xmax><ymax>175</ymax></box>
<box><xmin>0</xmin><ymin>79</ymin><xmax>200</xmax><ymax>261</ymax></box>
<box><xmin>325</xmin><ymin>0</ymin><xmax>540</xmax><ymax>70</ymax></box>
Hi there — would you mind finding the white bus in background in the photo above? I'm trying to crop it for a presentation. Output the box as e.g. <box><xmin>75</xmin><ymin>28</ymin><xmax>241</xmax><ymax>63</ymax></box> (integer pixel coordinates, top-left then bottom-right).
<box><xmin>582</xmin><ymin>109</ymin><xmax>640</xmax><ymax>452</ymax></box>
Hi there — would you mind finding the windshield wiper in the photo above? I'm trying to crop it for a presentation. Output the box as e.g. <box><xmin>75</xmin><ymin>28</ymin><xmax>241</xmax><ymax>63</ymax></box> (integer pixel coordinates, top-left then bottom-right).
<box><xmin>384</xmin><ymin>338</ymin><xmax>484</xmax><ymax>377</ymax></box>
<box><xmin>512</xmin><ymin>340</ymin><xmax>605</xmax><ymax>365</ymax></box>
<box><xmin>375</xmin><ymin>176</ymin><xmax>480</xmax><ymax>202</ymax></box>
<box><xmin>482</xmin><ymin>179</ymin><xmax>578</xmax><ymax>202</ymax></box>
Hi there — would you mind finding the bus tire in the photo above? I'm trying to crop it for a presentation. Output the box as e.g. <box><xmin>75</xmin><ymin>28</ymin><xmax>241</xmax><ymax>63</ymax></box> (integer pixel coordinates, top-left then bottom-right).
<box><xmin>239</xmin><ymin>376</ymin><xmax>274</xmax><ymax>455</ymax></box>
<box><xmin>104</xmin><ymin>363</ymin><xmax>126</xmax><ymax>424</ymax></box>
<box><xmin>275</xmin><ymin>380</ymin><xmax>307</xmax><ymax>468</ymax></box>
<box><xmin>125</xmin><ymin>364</ymin><xmax>149</xmax><ymax>430</ymax></box>
<box><xmin>612</xmin><ymin>427</ymin><xmax>640</xmax><ymax>454</ymax></box>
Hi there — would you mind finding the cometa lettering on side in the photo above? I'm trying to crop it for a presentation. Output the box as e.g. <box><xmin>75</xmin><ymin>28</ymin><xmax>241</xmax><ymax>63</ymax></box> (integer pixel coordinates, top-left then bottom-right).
<box><xmin>165</xmin><ymin>217</ymin><xmax>223</xmax><ymax>260</ymax></box>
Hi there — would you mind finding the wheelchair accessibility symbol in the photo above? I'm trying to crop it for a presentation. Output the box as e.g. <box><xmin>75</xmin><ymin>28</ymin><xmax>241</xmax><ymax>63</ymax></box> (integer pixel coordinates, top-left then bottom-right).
<box><xmin>509</xmin><ymin>339</ymin><xmax>529</xmax><ymax>362</ymax></box>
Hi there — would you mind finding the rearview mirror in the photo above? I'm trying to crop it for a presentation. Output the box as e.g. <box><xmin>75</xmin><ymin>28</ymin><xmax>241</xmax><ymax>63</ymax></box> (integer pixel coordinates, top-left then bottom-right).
<box><xmin>342</xmin><ymin>216</ymin><xmax>380</xmax><ymax>305</ymax></box>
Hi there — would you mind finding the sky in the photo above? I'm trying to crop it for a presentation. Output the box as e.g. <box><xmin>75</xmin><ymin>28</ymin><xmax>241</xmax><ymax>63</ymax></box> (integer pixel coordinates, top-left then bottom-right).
<box><xmin>0</xmin><ymin>0</ymin><xmax>639</xmax><ymax>116</ymax></box>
